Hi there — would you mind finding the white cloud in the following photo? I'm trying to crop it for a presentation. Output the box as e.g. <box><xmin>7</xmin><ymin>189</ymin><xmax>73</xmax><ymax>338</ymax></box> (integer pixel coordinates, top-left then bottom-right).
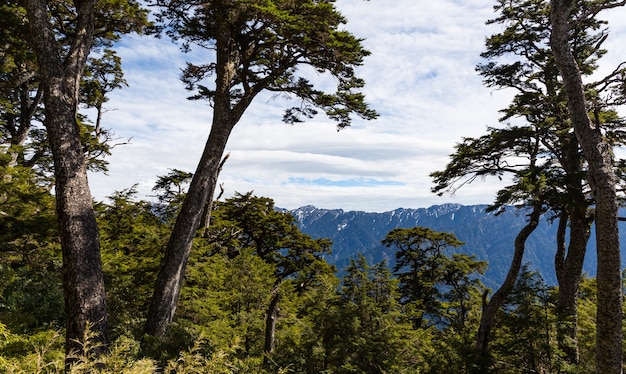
<box><xmin>88</xmin><ymin>1</ymin><xmax>626</xmax><ymax>212</ymax></box>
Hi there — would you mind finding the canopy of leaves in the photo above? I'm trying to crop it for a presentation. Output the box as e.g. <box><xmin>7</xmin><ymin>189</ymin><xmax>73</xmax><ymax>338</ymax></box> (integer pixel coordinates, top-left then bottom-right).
<box><xmin>431</xmin><ymin>0</ymin><xmax>626</xmax><ymax>212</ymax></box>
<box><xmin>383</xmin><ymin>227</ymin><xmax>486</xmax><ymax>329</ymax></box>
<box><xmin>0</xmin><ymin>0</ymin><xmax>150</xmax><ymax>177</ymax></box>
<box><xmin>154</xmin><ymin>0</ymin><xmax>378</xmax><ymax>127</ymax></box>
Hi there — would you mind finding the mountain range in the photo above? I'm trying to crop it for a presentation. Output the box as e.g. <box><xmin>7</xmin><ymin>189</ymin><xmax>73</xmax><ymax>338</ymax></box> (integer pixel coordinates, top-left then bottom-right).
<box><xmin>289</xmin><ymin>203</ymin><xmax>625</xmax><ymax>289</ymax></box>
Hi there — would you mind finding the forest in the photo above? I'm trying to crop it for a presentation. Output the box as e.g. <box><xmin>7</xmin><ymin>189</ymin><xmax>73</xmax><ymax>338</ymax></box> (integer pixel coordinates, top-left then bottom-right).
<box><xmin>1</xmin><ymin>0</ymin><xmax>626</xmax><ymax>373</ymax></box>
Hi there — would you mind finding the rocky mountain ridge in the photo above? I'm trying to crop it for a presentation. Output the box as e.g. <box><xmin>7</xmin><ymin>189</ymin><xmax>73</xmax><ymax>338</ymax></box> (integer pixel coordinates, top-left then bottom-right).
<box><xmin>289</xmin><ymin>204</ymin><xmax>622</xmax><ymax>288</ymax></box>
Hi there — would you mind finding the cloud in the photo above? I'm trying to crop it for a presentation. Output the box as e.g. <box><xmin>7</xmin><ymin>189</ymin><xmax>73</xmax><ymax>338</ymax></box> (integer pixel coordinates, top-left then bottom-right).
<box><xmin>88</xmin><ymin>0</ymin><xmax>626</xmax><ymax>212</ymax></box>
<box><xmin>287</xmin><ymin>177</ymin><xmax>404</xmax><ymax>188</ymax></box>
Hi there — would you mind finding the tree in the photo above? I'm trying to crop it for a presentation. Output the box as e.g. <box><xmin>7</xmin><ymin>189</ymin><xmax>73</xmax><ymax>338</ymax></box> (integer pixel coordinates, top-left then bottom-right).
<box><xmin>151</xmin><ymin>192</ymin><xmax>337</xmax><ymax>370</ymax></box>
<box><xmin>80</xmin><ymin>48</ymin><xmax>127</xmax><ymax>141</ymax></box>
<box><xmin>0</xmin><ymin>158</ymin><xmax>63</xmax><ymax>333</ymax></box>
<box><xmin>277</xmin><ymin>272</ymin><xmax>342</xmax><ymax>372</ymax></box>
<box><xmin>550</xmin><ymin>1</ymin><xmax>624</xmax><ymax>372</ymax></box>
<box><xmin>383</xmin><ymin>226</ymin><xmax>487</xmax><ymax>372</ymax></box>
<box><xmin>96</xmin><ymin>186</ymin><xmax>168</xmax><ymax>339</ymax></box>
<box><xmin>490</xmin><ymin>266</ymin><xmax>556</xmax><ymax>373</ymax></box>
<box><xmin>207</xmin><ymin>192</ymin><xmax>333</xmax><ymax>365</ymax></box>
<box><xmin>24</xmin><ymin>0</ymin><xmax>109</xmax><ymax>356</ymax></box>
<box><xmin>382</xmin><ymin>226</ymin><xmax>486</xmax><ymax>330</ymax></box>
<box><xmin>1</xmin><ymin>1</ymin><xmax>146</xmax><ymax>177</ymax></box>
<box><xmin>431</xmin><ymin>120</ymin><xmax>547</xmax><ymax>364</ymax></box>
<box><xmin>331</xmin><ymin>255</ymin><xmax>418</xmax><ymax>373</ymax></box>
<box><xmin>145</xmin><ymin>0</ymin><xmax>377</xmax><ymax>337</ymax></box>
<box><xmin>0</xmin><ymin>1</ymin><xmax>42</xmax><ymax>170</ymax></box>
<box><xmin>22</xmin><ymin>0</ymin><xmax>149</xmax><ymax>358</ymax></box>
<box><xmin>432</xmin><ymin>0</ymin><xmax>626</xmax><ymax>365</ymax></box>
<box><xmin>151</xmin><ymin>168</ymin><xmax>194</xmax><ymax>221</ymax></box>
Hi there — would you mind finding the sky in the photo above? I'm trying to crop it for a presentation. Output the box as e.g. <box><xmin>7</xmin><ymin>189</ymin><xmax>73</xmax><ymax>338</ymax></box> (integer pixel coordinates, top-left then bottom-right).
<box><xmin>86</xmin><ymin>0</ymin><xmax>626</xmax><ymax>212</ymax></box>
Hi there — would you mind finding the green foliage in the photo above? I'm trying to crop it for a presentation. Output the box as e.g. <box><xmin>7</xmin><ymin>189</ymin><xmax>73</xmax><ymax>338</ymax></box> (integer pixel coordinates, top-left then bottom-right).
<box><xmin>431</xmin><ymin>0</ymin><xmax>626</xmax><ymax>210</ymax></box>
<box><xmin>180</xmin><ymin>247</ymin><xmax>275</xmax><ymax>357</ymax></box>
<box><xmin>81</xmin><ymin>49</ymin><xmax>128</xmax><ymax>114</ymax></box>
<box><xmin>0</xmin><ymin>328</ymin><xmax>65</xmax><ymax>373</ymax></box>
<box><xmin>152</xmin><ymin>169</ymin><xmax>193</xmax><ymax>204</ymax></box>
<box><xmin>574</xmin><ymin>275</ymin><xmax>599</xmax><ymax>373</ymax></box>
<box><xmin>210</xmin><ymin>192</ymin><xmax>333</xmax><ymax>282</ymax></box>
<box><xmin>1</xmin><ymin>179</ymin><xmax>623</xmax><ymax>372</ymax></box>
<box><xmin>431</xmin><ymin>1</ymin><xmax>626</xmax><ymax>369</ymax></box>
<box><xmin>4</xmin><ymin>0</ymin><xmax>624</xmax><ymax>370</ymax></box>
<box><xmin>490</xmin><ymin>266</ymin><xmax>557</xmax><ymax>373</ymax></box>
<box><xmin>0</xmin><ymin>0</ymin><xmax>150</xmax><ymax>177</ymax></box>
<box><xmin>156</xmin><ymin>0</ymin><xmax>377</xmax><ymax>128</ymax></box>
<box><xmin>330</xmin><ymin>255</ymin><xmax>421</xmax><ymax>373</ymax></box>
<box><xmin>97</xmin><ymin>186</ymin><xmax>170</xmax><ymax>339</ymax></box>
<box><xmin>0</xmin><ymin>163</ymin><xmax>57</xmax><ymax>254</ymax></box>
<box><xmin>383</xmin><ymin>227</ymin><xmax>486</xmax><ymax>329</ymax></box>
<box><xmin>0</xmin><ymin>162</ymin><xmax>63</xmax><ymax>333</ymax></box>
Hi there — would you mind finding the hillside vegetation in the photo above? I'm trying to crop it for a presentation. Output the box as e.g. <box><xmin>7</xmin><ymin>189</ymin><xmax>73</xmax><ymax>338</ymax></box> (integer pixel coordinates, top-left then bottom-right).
<box><xmin>0</xmin><ymin>186</ymin><xmax>615</xmax><ymax>373</ymax></box>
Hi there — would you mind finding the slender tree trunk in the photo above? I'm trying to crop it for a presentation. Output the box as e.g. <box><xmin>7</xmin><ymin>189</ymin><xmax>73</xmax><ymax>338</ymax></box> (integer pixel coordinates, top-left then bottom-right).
<box><xmin>550</xmin><ymin>2</ymin><xmax>622</xmax><ymax>372</ymax></box>
<box><xmin>474</xmin><ymin>203</ymin><xmax>541</xmax><ymax>368</ymax></box>
<box><xmin>554</xmin><ymin>133</ymin><xmax>592</xmax><ymax>365</ymax></box>
<box><xmin>144</xmin><ymin>24</ymin><xmax>251</xmax><ymax>336</ymax></box>
<box><xmin>6</xmin><ymin>84</ymin><xmax>42</xmax><ymax>169</ymax></box>
<box><xmin>144</xmin><ymin>108</ymin><xmax>235</xmax><ymax>337</ymax></box>
<box><xmin>555</xmin><ymin>206</ymin><xmax>591</xmax><ymax>364</ymax></box>
<box><xmin>25</xmin><ymin>0</ymin><xmax>108</xmax><ymax>358</ymax></box>
<box><xmin>200</xmin><ymin>153</ymin><xmax>230</xmax><ymax>237</ymax></box>
<box><xmin>263</xmin><ymin>288</ymin><xmax>281</xmax><ymax>366</ymax></box>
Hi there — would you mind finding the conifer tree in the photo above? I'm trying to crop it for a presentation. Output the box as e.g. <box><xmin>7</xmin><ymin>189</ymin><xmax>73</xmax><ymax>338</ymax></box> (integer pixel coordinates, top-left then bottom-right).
<box><xmin>17</xmin><ymin>0</ymin><xmax>149</xmax><ymax>358</ymax></box>
<box><xmin>550</xmin><ymin>1</ymin><xmax>625</xmax><ymax>371</ymax></box>
<box><xmin>145</xmin><ymin>0</ymin><xmax>377</xmax><ymax>338</ymax></box>
<box><xmin>432</xmin><ymin>0</ymin><xmax>626</xmax><ymax>365</ymax></box>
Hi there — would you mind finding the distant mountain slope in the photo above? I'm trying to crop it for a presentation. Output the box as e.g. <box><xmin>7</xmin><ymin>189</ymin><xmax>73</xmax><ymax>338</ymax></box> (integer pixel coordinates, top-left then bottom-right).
<box><xmin>290</xmin><ymin>204</ymin><xmax>625</xmax><ymax>288</ymax></box>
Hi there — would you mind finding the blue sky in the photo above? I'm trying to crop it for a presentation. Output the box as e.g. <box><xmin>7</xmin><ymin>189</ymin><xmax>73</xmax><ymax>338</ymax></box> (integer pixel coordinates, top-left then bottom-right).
<box><xmin>86</xmin><ymin>0</ymin><xmax>626</xmax><ymax>212</ymax></box>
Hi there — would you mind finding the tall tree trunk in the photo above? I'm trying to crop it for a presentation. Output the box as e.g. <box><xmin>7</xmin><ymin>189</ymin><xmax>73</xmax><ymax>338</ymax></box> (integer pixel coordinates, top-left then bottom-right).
<box><xmin>550</xmin><ymin>1</ymin><xmax>622</xmax><ymax>372</ymax></box>
<box><xmin>144</xmin><ymin>25</ymin><xmax>250</xmax><ymax>337</ymax></box>
<box><xmin>474</xmin><ymin>203</ymin><xmax>541</xmax><ymax>368</ymax></box>
<box><xmin>144</xmin><ymin>114</ymin><xmax>234</xmax><ymax>337</ymax></box>
<box><xmin>555</xmin><ymin>208</ymin><xmax>591</xmax><ymax>364</ymax></box>
<box><xmin>554</xmin><ymin>132</ymin><xmax>592</xmax><ymax>365</ymax></box>
<box><xmin>263</xmin><ymin>288</ymin><xmax>281</xmax><ymax>367</ymax></box>
<box><xmin>25</xmin><ymin>0</ymin><xmax>108</xmax><ymax>358</ymax></box>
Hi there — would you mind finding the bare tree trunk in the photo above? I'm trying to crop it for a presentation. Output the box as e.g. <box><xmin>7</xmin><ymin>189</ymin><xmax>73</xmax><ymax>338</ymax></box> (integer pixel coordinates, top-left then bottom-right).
<box><xmin>25</xmin><ymin>0</ymin><xmax>108</xmax><ymax>359</ymax></box>
<box><xmin>144</xmin><ymin>110</ymin><xmax>235</xmax><ymax>337</ymax></box>
<box><xmin>554</xmin><ymin>132</ymin><xmax>592</xmax><ymax>365</ymax></box>
<box><xmin>200</xmin><ymin>153</ymin><xmax>230</xmax><ymax>237</ymax></box>
<box><xmin>263</xmin><ymin>288</ymin><xmax>281</xmax><ymax>367</ymax></box>
<box><xmin>550</xmin><ymin>1</ymin><xmax>622</xmax><ymax>372</ymax></box>
<box><xmin>555</xmin><ymin>208</ymin><xmax>591</xmax><ymax>364</ymax></box>
<box><xmin>144</xmin><ymin>25</ymin><xmax>250</xmax><ymax>337</ymax></box>
<box><xmin>474</xmin><ymin>203</ymin><xmax>541</xmax><ymax>367</ymax></box>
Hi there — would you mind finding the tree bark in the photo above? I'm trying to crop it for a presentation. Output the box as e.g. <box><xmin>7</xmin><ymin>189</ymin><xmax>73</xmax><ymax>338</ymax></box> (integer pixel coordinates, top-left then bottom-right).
<box><xmin>554</xmin><ymin>132</ymin><xmax>592</xmax><ymax>365</ymax></box>
<box><xmin>144</xmin><ymin>112</ymin><xmax>235</xmax><ymax>337</ymax></box>
<box><xmin>555</xmin><ymin>207</ymin><xmax>590</xmax><ymax>364</ymax></box>
<box><xmin>200</xmin><ymin>153</ymin><xmax>230</xmax><ymax>237</ymax></box>
<box><xmin>555</xmin><ymin>214</ymin><xmax>587</xmax><ymax>364</ymax></box>
<box><xmin>25</xmin><ymin>0</ymin><xmax>108</xmax><ymax>358</ymax></box>
<box><xmin>263</xmin><ymin>288</ymin><xmax>281</xmax><ymax>366</ymax></box>
<box><xmin>144</xmin><ymin>22</ymin><xmax>250</xmax><ymax>337</ymax></box>
<box><xmin>474</xmin><ymin>203</ymin><xmax>541</xmax><ymax>367</ymax></box>
<box><xmin>550</xmin><ymin>1</ymin><xmax>622</xmax><ymax>372</ymax></box>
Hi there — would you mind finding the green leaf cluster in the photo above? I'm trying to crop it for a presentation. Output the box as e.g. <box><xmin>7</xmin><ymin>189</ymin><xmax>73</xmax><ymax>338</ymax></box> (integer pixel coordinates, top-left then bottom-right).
<box><xmin>0</xmin><ymin>175</ymin><xmax>619</xmax><ymax>373</ymax></box>
<box><xmin>0</xmin><ymin>0</ymin><xmax>150</xmax><ymax>179</ymax></box>
<box><xmin>158</xmin><ymin>0</ymin><xmax>377</xmax><ymax>128</ymax></box>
